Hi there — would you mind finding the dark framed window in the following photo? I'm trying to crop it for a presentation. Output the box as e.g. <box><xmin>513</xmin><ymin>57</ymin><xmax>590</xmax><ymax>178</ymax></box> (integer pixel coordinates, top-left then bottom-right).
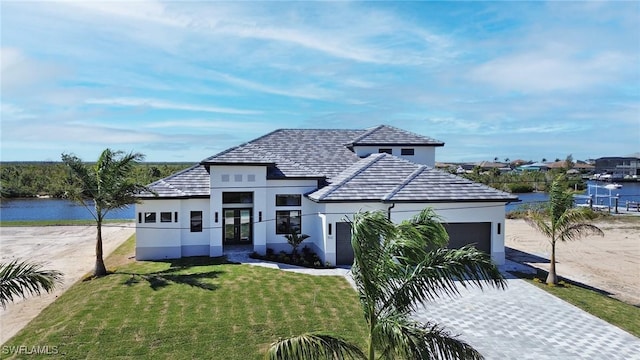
<box><xmin>276</xmin><ymin>210</ymin><xmax>301</xmax><ymax>234</ymax></box>
<box><xmin>190</xmin><ymin>211</ymin><xmax>203</xmax><ymax>232</ymax></box>
<box><xmin>378</xmin><ymin>148</ymin><xmax>392</xmax><ymax>154</ymax></box>
<box><xmin>401</xmin><ymin>148</ymin><xmax>415</xmax><ymax>156</ymax></box>
<box><xmin>160</xmin><ymin>212</ymin><xmax>172</xmax><ymax>223</ymax></box>
<box><xmin>276</xmin><ymin>194</ymin><xmax>302</xmax><ymax>206</ymax></box>
<box><xmin>222</xmin><ymin>192</ymin><xmax>253</xmax><ymax>204</ymax></box>
<box><xmin>144</xmin><ymin>212</ymin><xmax>156</xmax><ymax>223</ymax></box>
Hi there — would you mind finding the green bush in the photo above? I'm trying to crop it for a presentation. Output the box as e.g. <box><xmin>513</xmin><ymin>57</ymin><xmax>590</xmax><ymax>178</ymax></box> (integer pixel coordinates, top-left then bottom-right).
<box><xmin>508</xmin><ymin>183</ymin><xmax>534</xmax><ymax>193</ymax></box>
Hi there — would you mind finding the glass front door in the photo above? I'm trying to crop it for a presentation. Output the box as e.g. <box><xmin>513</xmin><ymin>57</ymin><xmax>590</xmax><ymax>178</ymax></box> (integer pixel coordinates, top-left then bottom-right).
<box><xmin>223</xmin><ymin>208</ymin><xmax>252</xmax><ymax>244</ymax></box>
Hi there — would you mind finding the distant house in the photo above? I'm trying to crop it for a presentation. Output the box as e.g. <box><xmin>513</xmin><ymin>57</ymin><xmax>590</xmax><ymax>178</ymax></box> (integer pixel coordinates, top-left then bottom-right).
<box><xmin>135</xmin><ymin>125</ymin><xmax>517</xmax><ymax>266</ymax></box>
<box><xmin>517</xmin><ymin>162</ymin><xmax>549</xmax><ymax>172</ymax></box>
<box><xmin>595</xmin><ymin>156</ymin><xmax>640</xmax><ymax>179</ymax></box>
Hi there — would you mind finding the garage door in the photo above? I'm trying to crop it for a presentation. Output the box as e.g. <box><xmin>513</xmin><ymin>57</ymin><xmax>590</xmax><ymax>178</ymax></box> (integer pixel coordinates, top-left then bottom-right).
<box><xmin>335</xmin><ymin>222</ymin><xmax>354</xmax><ymax>265</ymax></box>
<box><xmin>443</xmin><ymin>222</ymin><xmax>491</xmax><ymax>254</ymax></box>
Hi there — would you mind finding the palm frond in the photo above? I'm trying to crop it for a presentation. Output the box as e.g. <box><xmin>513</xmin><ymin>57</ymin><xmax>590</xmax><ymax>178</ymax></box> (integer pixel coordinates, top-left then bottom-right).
<box><xmin>382</xmin><ymin>246</ymin><xmax>505</xmax><ymax>314</ymax></box>
<box><xmin>558</xmin><ymin>222</ymin><xmax>604</xmax><ymax>242</ymax></box>
<box><xmin>394</xmin><ymin>209</ymin><xmax>449</xmax><ymax>263</ymax></box>
<box><xmin>374</xmin><ymin>315</ymin><xmax>483</xmax><ymax>360</ymax></box>
<box><xmin>265</xmin><ymin>333</ymin><xmax>366</xmax><ymax>360</ymax></box>
<box><xmin>0</xmin><ymin>260</ymin><xmax>63</xmax><ymax>309</ymax></box>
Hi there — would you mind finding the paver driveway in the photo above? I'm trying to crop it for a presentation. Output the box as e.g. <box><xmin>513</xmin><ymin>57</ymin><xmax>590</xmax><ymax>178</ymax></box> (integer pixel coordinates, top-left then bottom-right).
<box><xmin>413</xmin><ymin>273</ymin><xmax>640</xmax><ymax>359</ymax></box>
<box><xmin>230</xmin><ymin>251</ymin><xmax>640</xmax><ymax>359</ymax></box>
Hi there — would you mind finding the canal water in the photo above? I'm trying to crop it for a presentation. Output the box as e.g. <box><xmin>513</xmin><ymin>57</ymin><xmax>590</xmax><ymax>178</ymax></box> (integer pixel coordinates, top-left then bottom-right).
<box><xmin>1</xmin><ymin>181</ymin><xmax>638</xmax><ymax>221</ymax></box>
<box><xmin>0</xmin><ymin>198</ymin><xmax>135</xmax><ymax>221</ymax></box>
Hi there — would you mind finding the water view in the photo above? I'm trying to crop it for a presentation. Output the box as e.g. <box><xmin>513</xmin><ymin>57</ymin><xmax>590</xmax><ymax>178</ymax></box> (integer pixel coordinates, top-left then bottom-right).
<box><xmin>0</xmin><ymin>198</ymin><xmax>135</xmax><ymax>221</ymax></box>
<box><xmin>1</xmin><ymin>181</ymin><xmax>638</xmax><ymax>221</ymax></box>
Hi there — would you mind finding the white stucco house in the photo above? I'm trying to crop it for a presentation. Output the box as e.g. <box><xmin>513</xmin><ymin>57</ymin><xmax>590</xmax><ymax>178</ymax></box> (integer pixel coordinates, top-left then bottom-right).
<box><xmin>135</xmin><ymin>125</ymin><xmax>518</xmax><ymax>265</ymax></box>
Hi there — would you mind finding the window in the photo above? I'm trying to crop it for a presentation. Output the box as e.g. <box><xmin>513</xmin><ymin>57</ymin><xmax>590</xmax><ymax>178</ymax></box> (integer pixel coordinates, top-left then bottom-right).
<box><xmin>276</xmin><ymin>194</ymin><xmax>302</xmax><ymax>206</ymax></box>
<box><xmin>247</xmin><ymin>174</ymin><xmax>256</xmax><ymax>182</ymax></box>
<box><xmin>276</xmin><ymin>210</ymin><xmax>301</xmax><ymax>234</ymax></box>
<box><xmin>138</xmin><ymin>213</ymin><xmax>142</xmax><ymax>223</ymax></box>
<box><xmin>190</xmin><ymin>211</ymin><xmax>203</xmax><ymax>232</ymax></box>
<box><xmin>174</xmin><ymin>212</ymin><xmax>178</xmax><ymax>222</ymax></box>
<box><xmin>144</xmin><ymin>212</ymin><xmax>156</xmax><ymax>223</ymax></box>
<box><xmin>401</xmin><ymin>148</ymin><xmax>415</xmax><ymax>156</ymax></box>
<box><xmin>234</xmin><ymin>174</ymin><xmax>243</xmax><ymax>182</ymax></box>
<box><xmin>160</xmin><ymin>212</ymin><xmax>172</xmax><ymax>223</ymax></box>
<box><xmin>222</xmin><ymin>192</ymin><xmax>253</xmax><ymax>204</ymax></box>
<box><xmin>378</xmin><ymin>148</ymin><xmax>392</xmax><ymax>154</ymax></box>
<box><xmin>221</xmin><ymin>174</ymin><xmax>230</xmax><ymax>182</ymax></box>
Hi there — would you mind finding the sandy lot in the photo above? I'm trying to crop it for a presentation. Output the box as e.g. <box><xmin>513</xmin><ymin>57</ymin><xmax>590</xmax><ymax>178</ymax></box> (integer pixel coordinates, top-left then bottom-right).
<box><xmin>0</xmin><ymin>224</ymin><xmax>134</xmax><ymax>345</ymax></box>
<box><xmin>505</xmin><ymin>218</ymin><xmax>640</xmax><ymax>306</ymax></box>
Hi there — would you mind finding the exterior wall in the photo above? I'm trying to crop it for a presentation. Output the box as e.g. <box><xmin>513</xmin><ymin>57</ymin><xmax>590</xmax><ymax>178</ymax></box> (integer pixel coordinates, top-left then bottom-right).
<box><xmin>135</xmin><ymin>198</ymin><xmax>210</xmax><ymax>260</ymax></box>
<box><xmin>317</xmin><ymin>201</ymin><xmax>507</xmax><ymax>266</ymax></box>
<box><xmin>391</xmin><ymin>202</ymin><xmax>507</xmax><ymax>265</ymax></box>
<box><xmin>595</xmin><ymin>157</ymin><xmax>640</xmax><ymax>178</ymax></box>
<box><xmin>135</xmin><ymin>199</ymin><xmax>181</xmax><ymax>260</ymax></box>
<box><xmin>320</xmin><ymin>202</ymin><xmax>389</xmax><ymax>265</ymax></box>
<box><xmin>264</xmin><ymin>180</ymin><xmax>322</xmax><ymax>254</ymax></box>
<box><xmin>180</xmin><ymin>199</ymin><xmax>211</xmax><ymax>257</ymax></box>
<box><xmin>209</xmin><ymin>165</ymin><xmax>267</xmax><ymax>256</ymax></box>
<box><xmin>209</xmin><ymin>166</ymin><xmax>320</xmax><ymax>256</ymax></box>
<box><xmin>352</xmin><ymin>145</ymin><xmax>436</xmax><ymax>167</ymax></box>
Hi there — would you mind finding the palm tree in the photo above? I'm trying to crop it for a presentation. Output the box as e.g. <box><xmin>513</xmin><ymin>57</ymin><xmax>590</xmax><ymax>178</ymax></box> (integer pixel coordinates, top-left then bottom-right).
<box><xmin>62</xmin><ymin>149</ymin><xmax>148</xmax><ymax>277</ymax></box>
<box><xmin>283</xmin><ymin>230</ymin><xmax>310</xmax><ymax>254</ymax></box>
<box><xmin>0</xmin><ymin>260</ymin><xmax>63</xmax><ymax>309</ymax></box>
<box><xmin>266</xmin><ymin>208</ymin><xmax>506</xmax><ymax>360</ymax></box>
<box><xmin>525</xmin><ymin>175</ymin><xmax>604</xmax><ymax>284</ymax></box>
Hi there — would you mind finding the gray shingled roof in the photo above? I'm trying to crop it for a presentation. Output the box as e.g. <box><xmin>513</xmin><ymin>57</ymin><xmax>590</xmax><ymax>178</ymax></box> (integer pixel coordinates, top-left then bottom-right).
<box><xmin>138</xmin><ymin>164</ymin><xmax>209</xmax><ymax>198</ymax></box>
<box><xmin>348</xmin><ymin>125</ymin><xmax>444</xmax><ymax>146</ymax></box>
<box><xmin>307</xmin><ymin>153</ymin><xmax>517</xmax><ymax>202</ymax></box>
<box><xmin>201</xmin><ymin>126</ymin><xmax>443</xmax><ymax>178</ymax></box>
<box><xmin>141</xmin><ymin>125</ymin><xmax>515</xmax><ymax>202</ymax></box>
<box><xmin>202</xmin><ymin>128</ymin><xmax>365</xmax><ymax>178</ymax></box>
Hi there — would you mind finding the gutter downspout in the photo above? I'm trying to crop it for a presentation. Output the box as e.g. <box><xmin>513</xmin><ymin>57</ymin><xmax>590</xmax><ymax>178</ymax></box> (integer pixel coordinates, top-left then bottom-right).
<box><xmin>387</xmin><ymin>203</ymin><xmax>395</xmax><ymax>220</ymax></box>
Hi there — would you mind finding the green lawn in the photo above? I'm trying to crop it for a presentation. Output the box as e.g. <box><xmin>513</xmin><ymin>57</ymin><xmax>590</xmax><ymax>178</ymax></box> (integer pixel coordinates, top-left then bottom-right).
<box><xmin>2</xmin><ymin>236</ymin><xmax>367</xmax><ymax>359</ymax></box>
<box><xmin>514</xmin><ymin>271</ymin><xmax>640</xmax><ymax>337</ymax></box>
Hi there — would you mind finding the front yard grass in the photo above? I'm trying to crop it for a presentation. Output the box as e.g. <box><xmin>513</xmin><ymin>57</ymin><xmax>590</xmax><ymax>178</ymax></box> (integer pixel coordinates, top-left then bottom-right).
<box><xmin>2</xmin><ymin>236</ymin><xmax>367</xmax><ymax>359</ymax></box>
<box><xmin>513</xmin><ymin>270</ymin><xmax>640</xmax><ymax>338</ymax></box>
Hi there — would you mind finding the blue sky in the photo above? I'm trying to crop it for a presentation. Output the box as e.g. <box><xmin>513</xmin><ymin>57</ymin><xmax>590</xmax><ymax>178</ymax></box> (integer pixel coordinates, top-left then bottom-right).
<box><xmin>1</xmin><ymin>1</ymin><xmax>638</xmax><ymax>163</ymax></box>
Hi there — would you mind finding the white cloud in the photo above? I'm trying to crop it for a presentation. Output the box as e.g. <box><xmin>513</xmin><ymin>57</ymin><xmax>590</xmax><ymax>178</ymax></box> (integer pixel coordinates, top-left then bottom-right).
<box><xmin>469</xmin><ymin>49</ymin><xmax>630</xmax><ymax>93</ymax></box>
<box><xmin>84</xmin><ymin>97</ymin><xmax>261</xmax><ymax>115</ymax></box>
<box><xmin>0</xmin><ymin>103</ymin><xmax>36</xmax><ymax>120</ymax></box>
<box><xmin>0</xmin><ymin>47</ymin><xmax>65</xmax><ymax>94</ymax></box>
<box><xmin>205</xmin><ymin>70</ymin><xmax>337</xmax><ymax>100</ymax></box>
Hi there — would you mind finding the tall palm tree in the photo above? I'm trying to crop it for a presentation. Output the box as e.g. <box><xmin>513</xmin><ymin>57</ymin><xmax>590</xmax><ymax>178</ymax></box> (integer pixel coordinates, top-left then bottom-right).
<box><xmin>266</xmin><ymin>208</ymin><xmax>506</xmax><ymax>360</ymax></box>
<box><xmin>0</xmin><ymin>260</ymin><xmax>63</xmax><ymax>309</ymax></box>
<box><xmin>525</xmin><ymin>175</ymin><xmax>604</xmax><ymax>284</ymax></box>
<box><xmin>62</xmin><ymin>149</ymin><xmax>148</xmax><ymax>277</ymax></box>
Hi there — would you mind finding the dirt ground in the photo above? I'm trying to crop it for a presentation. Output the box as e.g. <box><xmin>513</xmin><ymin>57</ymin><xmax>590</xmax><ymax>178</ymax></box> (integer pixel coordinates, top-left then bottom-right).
<box><xmin>0</xmin><ymin>224</ymin><xmax>134</xmax><ymax>345</ymax></box>
<box><xmin>505</xmin><ymin>218</ymin><xmax>640</xmax><ymax>306</ymax></box>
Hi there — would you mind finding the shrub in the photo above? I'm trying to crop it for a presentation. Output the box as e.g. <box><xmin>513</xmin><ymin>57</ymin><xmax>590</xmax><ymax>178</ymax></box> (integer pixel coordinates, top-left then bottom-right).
<box><xmin>508</xmin><ymin>183</ymin><xmax>534</xmax><ymax>193</ymax></box>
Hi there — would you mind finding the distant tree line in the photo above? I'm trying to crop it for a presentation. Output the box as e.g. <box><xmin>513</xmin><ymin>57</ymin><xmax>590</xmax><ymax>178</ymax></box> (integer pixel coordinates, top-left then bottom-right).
<box><xmin>456</xmin><ymin>167</ymin><xmax>585</xmax><ymax>193</ymax></box>
<box><xmin>0</xmin><ymin>162</ymin><xmax>191</xmax><ymax>198</ymax></box>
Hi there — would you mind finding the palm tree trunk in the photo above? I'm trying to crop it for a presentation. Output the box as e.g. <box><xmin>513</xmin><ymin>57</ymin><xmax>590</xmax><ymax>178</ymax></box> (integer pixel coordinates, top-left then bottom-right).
<box><xmin>94</xmin><ymin>220</ymin><xmax>107</xmax><ymax>277</ymax></box>
<box><xmin>368</xmin><ymin>318</ymin><xmax>375</xmax><ymax>360</ymax></box>
<box><xmin>546</xmin><ymin>241</ymin><xmax>558</xmax><ymax>285</ymax></box>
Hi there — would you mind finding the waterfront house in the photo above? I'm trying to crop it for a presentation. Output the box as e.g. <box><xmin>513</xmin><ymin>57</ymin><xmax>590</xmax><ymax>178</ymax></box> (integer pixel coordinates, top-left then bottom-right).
<box><xmin>134</xmin><ymin>125</ymin><xmax>517</xmax><ymax>265</ymax></box>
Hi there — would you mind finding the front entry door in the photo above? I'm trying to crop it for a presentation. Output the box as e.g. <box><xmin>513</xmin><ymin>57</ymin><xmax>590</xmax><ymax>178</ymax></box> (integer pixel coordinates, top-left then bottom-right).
<box><xmin>224</xmin><ymin>209</ymin><xmax>252</xmax><ymax>244</ymax></box>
